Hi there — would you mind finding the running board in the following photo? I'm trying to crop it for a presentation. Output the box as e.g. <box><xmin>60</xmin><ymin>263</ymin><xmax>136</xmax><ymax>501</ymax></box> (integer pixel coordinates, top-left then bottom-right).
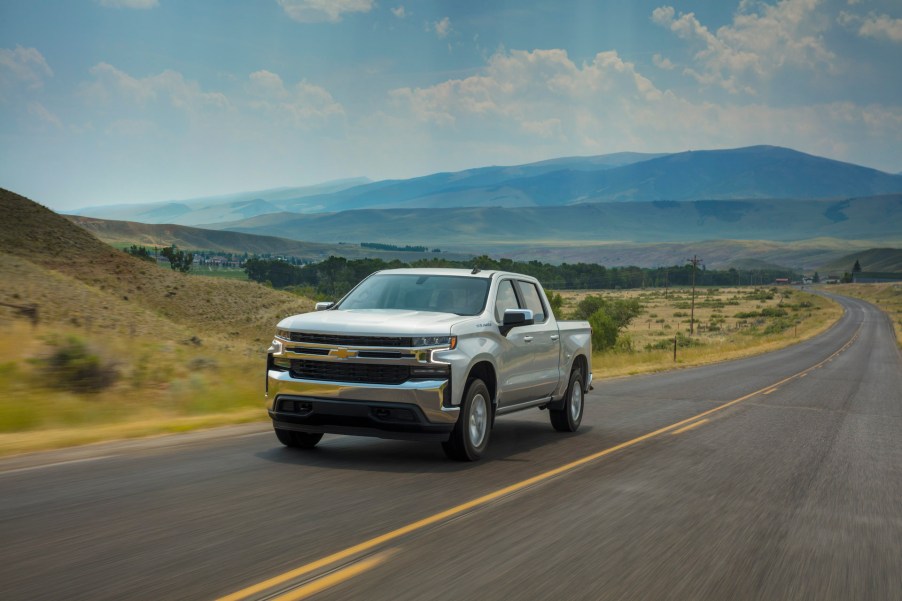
<box><xmin>495</xmin><ymin>396</ymin><xmax>554</xmax><ymax>416</ymax></box>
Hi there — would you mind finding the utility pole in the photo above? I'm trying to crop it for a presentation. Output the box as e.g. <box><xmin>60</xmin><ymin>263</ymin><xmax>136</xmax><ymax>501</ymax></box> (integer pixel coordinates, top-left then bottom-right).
<box><xmin>688</xmin><ymin>255</ymin><xmax>702</xmax><ymax>336</ymax></box>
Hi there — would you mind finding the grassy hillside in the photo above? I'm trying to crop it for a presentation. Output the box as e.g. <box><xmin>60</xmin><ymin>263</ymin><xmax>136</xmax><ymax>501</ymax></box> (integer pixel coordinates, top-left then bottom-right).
<box><xmin>818</xmin><ymin>248</ymin><xmax>902</xmax><ymax>274</ymax></box>
<box><xmin>66</xmin><ymin>215</ymin><xmax>467</xmax><ymax>262</ymax></box>
<box><xmin>1</xmin><ymin>189</ymin><xmax>311</xmax><ymax>345</ymax></box>
<box><xmin>0</xmin><ymin>188</ymin><xmax>316</xmax><ymax>454</ymax></box>
<box><xmin>466</xmin><ymin>238</ymin><xmax>880</xmax><ymax>270</ymax></box>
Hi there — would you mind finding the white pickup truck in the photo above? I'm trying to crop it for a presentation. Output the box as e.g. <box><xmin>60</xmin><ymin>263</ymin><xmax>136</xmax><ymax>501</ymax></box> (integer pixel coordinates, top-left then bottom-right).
<box><xmin>266</xmin><ymin>268</ymin><xmax>592</xmax><ymax>460</ymax></box>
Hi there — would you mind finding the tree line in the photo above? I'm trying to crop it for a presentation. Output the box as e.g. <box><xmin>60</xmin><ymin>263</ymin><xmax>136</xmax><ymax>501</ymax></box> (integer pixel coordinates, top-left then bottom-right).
<box><xmin>244</xmin><ymin>255</ymin><xmax>800</xmax><ymax>298</ymax></box>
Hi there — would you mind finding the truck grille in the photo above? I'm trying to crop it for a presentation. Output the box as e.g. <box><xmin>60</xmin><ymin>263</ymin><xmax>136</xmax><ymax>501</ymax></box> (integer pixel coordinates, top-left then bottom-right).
<box><xmin>290</xmin><ymin>359</ymin><xmax>411</xmax><ymax>385</ymax></box>
<box><xmin>289</xmin><ymin>332</ymin><xmax>413</xmax><ymax>347</ymax></box>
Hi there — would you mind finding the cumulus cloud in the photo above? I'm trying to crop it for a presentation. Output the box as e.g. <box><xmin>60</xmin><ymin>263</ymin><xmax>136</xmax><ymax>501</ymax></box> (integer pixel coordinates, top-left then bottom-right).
<box><xmin>95</xmin><ymin>0</ymin><xmax>159</xmax><ymax>8</ymax></box>
<box><xmin>83</xmin><ymin>63</ymin><xmax>229</xmax><ymax>112</ymax></box>
<box><xmin>653</xmin><ymin>53</ymin><xmax>675</xmax><ymax>70</ymax></box>
<box><xmin>653</xmin><ymin>0</ymin><xmax>834</xmax><ymax>93</ymax></box>
<box><xmin>432</xmin><ymin>16</ymin><xmax>452</xmax><ymax>39</ymax></box>
<box><xmin>247</xmin><ymin>69</ymin><xmax>344</xmax><ymax>127</ymax></box>
<box><xmin>391</xmin><ymin>5</ymin><xmax>407</xmax><ymax>18</ymax></box>
<box><xmin>839</xmin><ymin>11</ymin><xmax>902</xmax><ymax>43</ymax></box>
<box><xmin>0</xmin><ymin>45</ymin><xmax>53</xmax><ymax>91</ymax></box>
<box><xmin>277</xmin><ymin>0</ymin><xmax>373</xmax><ymax>23</ymax></box>
<box><xmin>390</xmin><ymin>48</ymin><xmax>665</xmax><ymax>131</ymax></box>
<box><xmin>384</xmin><ymin>45</ymin><xmax>902</xmax><ymax>169</ymax></box>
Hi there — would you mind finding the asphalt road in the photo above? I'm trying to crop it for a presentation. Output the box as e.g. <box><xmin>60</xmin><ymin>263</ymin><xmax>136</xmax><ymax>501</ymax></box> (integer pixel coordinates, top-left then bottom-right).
<box><xmin>2</xmin><ymin>291</ymin><xmax>900</xmax><ymax>600</ymax></box>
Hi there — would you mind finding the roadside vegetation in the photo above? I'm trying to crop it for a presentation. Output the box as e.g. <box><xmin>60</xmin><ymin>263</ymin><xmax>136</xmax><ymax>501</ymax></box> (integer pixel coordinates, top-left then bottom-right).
<box><xmin>828</xmin><ymin>283</ymin><xmax>902</xmax><ymax>348</ymax></box>
<box><xmin>0</xmin><ymin>321</ymin><xmax>264</xmax><ymax>455</ymax></box>
<box><xmin>0</xmin><ymin>190</ymin><xmax>847</xmax><ymax>456</ymax></box>
<box><xmin>554</xmin><ymin>286</ymin><xmax>842</xmax><ymax>378</ymax></box>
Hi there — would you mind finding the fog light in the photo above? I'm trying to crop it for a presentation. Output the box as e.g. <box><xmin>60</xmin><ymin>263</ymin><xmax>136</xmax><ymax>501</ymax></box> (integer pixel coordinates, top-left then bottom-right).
<box><xmin>410</xmin><ymin>365</ymin><xmax>450</xmax><ymax>378</ymax></box>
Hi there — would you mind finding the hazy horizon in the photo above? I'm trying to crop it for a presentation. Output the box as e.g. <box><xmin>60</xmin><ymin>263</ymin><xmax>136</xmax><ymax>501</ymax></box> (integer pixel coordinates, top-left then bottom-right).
<box><xmin>2</xmin><ymin>0</ymin><xmax>901</xmax><ymax>210</ymax></box>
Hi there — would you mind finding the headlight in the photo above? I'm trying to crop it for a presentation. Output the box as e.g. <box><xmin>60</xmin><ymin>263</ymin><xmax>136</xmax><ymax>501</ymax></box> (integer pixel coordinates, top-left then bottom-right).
<box><xmin>412</xmin><ymin>335</ymin><xmax>457</xmax><ymax>349</ymax></box>
<box><xmin>276</xmin><ymin>329</ymin><xmax>291</xmax><ymax>340</ymax></box>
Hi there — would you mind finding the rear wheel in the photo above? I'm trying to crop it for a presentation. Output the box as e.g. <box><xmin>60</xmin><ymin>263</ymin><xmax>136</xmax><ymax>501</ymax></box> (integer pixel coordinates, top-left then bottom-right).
<box><xmin>442</xmin><ymin>378</ymin><xmax>491</xmax><ymax>461</ymax></box>
<box><xmin>275</xmin><ymin>428</ymin><xmax>323</xmax><ymax>449</ymax></box>
<box><xmin>550</xmin><ymin>368</ymin><xmax>584</xmax><ymax>432</ymax></box>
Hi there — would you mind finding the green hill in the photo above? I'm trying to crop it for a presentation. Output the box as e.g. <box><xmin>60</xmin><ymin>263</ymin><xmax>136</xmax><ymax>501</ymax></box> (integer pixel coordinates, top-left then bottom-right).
<box><xmin>212</xmin><ymin>195</ymin><xmax>902</xmax><ymax>247</ymax></box>
<box><xmin>819</xmin><ymin>248</ymin><xmax>902</xmax><ymax>275</ymax></box>
<box><xmin>65</xmin><ymin>215</ymin><xmax>466</xmax><ymax>262</ymax></box>
<box><xmin>1</xmin><ymin>188</ymin><xmax>311</xmax><ymax>346</ymax></box>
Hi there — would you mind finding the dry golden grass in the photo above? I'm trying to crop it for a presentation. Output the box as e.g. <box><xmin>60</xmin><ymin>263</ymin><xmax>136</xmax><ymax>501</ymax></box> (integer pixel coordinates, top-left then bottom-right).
<box><xmin>0</xmin><ymin>188</ymin><xmax>318</xmax><ymax>456</ymax></box>
<box><xmin>827</xmin><ymin>283</ymin><xmax>902</xmax><ymax>348</ymax></box>
<box><xmin>556</xmin><ymin>287</ymin><xmax>842</xmax><ymax>378</ymax></box>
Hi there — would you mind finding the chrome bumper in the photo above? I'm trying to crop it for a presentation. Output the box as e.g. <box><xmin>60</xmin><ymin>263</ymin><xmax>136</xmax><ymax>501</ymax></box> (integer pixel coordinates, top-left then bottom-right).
<box><xmin>266</xmin><ymin>370</ymin><xmax>460</xmax><ymax>425</ymax></box>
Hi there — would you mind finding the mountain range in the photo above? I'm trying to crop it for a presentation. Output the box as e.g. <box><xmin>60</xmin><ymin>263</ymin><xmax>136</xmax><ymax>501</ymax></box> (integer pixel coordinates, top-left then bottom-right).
<box><xmin>58</xmin><ymin>145</ymin><xmax>902</xmax><ymax>270</ymax></box>
<box><xmin>73</xmin><ymin>146</ymin><xmax>902</xmax><ymax>226</ymax></box>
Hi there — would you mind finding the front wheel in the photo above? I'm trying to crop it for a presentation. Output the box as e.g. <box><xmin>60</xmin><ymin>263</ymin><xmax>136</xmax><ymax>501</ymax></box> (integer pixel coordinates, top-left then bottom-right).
<box><xmin>550</xmin><ymin>368</ymin><xmax>584</xmax><ymax>432</ymax></box>
<box><xmin>275</xmin><ymin>428</ymin><xmax>323</xmax><ymax>449</ymax></box>
<box><xmin>442</xmin><ymin>378</ymin><xmax>492</xmax><ymax>461</ymax></box>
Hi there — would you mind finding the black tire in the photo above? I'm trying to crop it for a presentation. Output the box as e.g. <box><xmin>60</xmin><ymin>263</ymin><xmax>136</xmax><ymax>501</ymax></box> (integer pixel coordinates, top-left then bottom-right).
<box><xmin>550</xmin><ymin>368</ymin><xmax>584</xmax><ymax>432</ymax></box>
<box><xmin>275</xmin><ymin>428</ymin><xmax>323</xmax><ymax>449</ymax></box>
<box><xmin>442</xmin><ymin>378</ymin><xmax>492</xmax><ymax>461</ymax></box>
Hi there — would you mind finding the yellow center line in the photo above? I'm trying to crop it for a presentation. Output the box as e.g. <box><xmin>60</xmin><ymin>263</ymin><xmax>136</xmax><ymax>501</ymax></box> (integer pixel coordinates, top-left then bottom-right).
<box><xmin>216</xmin><ymin>323</ymin><xmax>862</xmax><ymax>601</ymax></box>
<box><xmin>269</xmin><ymin>551</ymin><xmax>394</xmax><ymax>601</ymax></box>
<box><xmin>763</xmin><ymin>387</ymin><xmax>778</xmax><ymax>395</ymax></box>
<box><xmin>671</xmin><ymin>418</ymin><xmax>710</xmax><ymax>435</ymax></box>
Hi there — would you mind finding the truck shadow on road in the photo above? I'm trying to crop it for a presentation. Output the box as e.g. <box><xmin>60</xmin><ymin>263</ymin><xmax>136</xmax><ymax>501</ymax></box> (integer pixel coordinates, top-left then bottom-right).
<box><xmin>255</xmin><ymin>420</ymin><xmax>595</xmax><ymax>474</ymax></box>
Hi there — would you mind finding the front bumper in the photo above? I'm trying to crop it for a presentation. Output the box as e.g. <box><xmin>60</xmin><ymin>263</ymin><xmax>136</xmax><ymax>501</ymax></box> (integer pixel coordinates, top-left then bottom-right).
<box><xmin>267</xmin><ymin>370</ymin><xmax>459</xmax><ymax>441</ymax></box>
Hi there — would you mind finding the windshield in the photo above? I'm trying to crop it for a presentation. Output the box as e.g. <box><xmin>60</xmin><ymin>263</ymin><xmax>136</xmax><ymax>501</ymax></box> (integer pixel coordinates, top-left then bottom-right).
<box><xmin>337</xmin><ymin>274</ymin><xmax>490</xmax><ymax>316</ymax></box>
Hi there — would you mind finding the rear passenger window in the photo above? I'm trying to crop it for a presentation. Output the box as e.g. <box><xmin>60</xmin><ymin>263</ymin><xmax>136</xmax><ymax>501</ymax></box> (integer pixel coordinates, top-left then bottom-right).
<box><xmin>494</xmin><ymin>280</ymin><xmax>520</xmax><ymax>322</ymax></box>
<box><xmin>516</xmin><ymin>281</ymin><xmax>546</xmax><ymax>322</ymax></box>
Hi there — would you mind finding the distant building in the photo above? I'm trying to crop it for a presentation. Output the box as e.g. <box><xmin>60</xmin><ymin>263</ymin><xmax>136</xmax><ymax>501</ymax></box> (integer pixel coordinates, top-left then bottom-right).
<box><xmin>774</xmin><ymin>278</ymin><xmax>790</xmax><ymax>285</ymax></box>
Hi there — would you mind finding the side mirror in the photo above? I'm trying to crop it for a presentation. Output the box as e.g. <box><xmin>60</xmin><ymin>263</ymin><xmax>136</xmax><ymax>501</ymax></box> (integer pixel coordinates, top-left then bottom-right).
<box><xmin>500</xmin><ymin>308</ymin><xmax>534</xmax><ymax>336</ymax></box>
<box><xmin>315</xmin><ymin>301</ymin><xmax>335</xmax><ymax>311</ymax></box>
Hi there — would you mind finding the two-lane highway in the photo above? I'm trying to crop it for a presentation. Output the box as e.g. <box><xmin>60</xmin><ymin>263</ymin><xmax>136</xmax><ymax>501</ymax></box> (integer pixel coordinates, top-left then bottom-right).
<box><xmin>1</xmin><ymin>292</ymin><xmax>900</xmax><ymax>600</ymax></box>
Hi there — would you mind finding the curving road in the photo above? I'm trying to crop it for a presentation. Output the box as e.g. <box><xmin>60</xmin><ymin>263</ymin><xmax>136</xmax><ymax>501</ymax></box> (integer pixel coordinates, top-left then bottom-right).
<box><xmin>1</xmin><ymin>292</ymin><xmax>901</xmax><ymax>600</ymax></box>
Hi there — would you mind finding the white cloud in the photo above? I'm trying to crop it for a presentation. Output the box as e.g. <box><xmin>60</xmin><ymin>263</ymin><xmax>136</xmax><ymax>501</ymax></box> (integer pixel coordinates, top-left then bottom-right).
<box><xmin>391</xmin><ymin>5</ymin><xmax>407</xmax><ymax>19</ymax></box>
<box><xmin>433</xmin><ymin>17</ymin><xmax>452</xmax><ymax>39</ymax></box>
<box><xmin>385</xmin><ymin>45</ymin><xmax>902</xmax><ymax>170</ymax></box>
<box><xmin>0</xmin><ymin>45</ymin><xmax>53</xmax><ymax>91</ymax></box>
<box><xmin>653</xmin><ymin>0</ymin><xmax>834</xmax><ymax>94</ymax></box>
<box><xmin>277</xmin><ymin>0</ymin><xmax>373</xmax><ymax>23</ymax></box>
<box><xmin>26</xmin><ymin>102</ymin><xmax>62</xmax><ymax>128</ymax></box>
<box><xmin>247</xmin><ymin>69</ymin><xmax>344</xmax><ymax>127</ymax></box>
<box><xmin>653</xmin><ymin>53</ymin><xmax>675</xmax><ymax>70</ymax></box>
<box><xmin>95</xmin><ymin>0</ymin><xmax>159</xmax><ymax>8</ymax></box>
<box><xmin>839</xmin><ymin>11</ymin><xmax>902</xmax><ymax>43</ymax></box>
<box><xmin>83</xmin><ymin>63</ymin><xmax>229</xmax><ymax>112</ymax></box>
<box><xmin>390</xmin><ymin>49</ymin><xmax>666</xmax><ymax>129</ymax></box>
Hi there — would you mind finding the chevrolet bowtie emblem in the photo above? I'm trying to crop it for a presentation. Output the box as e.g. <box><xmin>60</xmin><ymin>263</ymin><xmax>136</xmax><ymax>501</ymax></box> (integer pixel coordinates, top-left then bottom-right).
<box><xmin>329</xmin><ymin>348</ymin><xmax>357</xmax><ymax>359</ymax></box>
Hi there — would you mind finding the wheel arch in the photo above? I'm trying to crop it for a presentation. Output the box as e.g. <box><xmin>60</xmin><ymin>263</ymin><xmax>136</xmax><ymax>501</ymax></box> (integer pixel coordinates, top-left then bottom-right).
<box><xmin>467</xmin><ymin>360</ymin><xmax>497</xmax><ymax>407</ymax></box>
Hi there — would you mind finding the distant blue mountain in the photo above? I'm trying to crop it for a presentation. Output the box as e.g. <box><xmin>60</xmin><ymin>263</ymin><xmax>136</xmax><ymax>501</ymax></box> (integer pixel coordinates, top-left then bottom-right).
<box><xmin>73</xmin><ymin>147</ymin><xmax>902</xmax><ymax>226</ymax></box>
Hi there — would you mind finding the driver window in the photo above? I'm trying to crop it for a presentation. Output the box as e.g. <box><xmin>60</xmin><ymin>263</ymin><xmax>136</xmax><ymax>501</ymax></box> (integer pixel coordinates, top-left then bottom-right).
<box><xmin>494</xmin><ymin>279</ymin><xmax>520</xmax><ymax>322</ymax></box>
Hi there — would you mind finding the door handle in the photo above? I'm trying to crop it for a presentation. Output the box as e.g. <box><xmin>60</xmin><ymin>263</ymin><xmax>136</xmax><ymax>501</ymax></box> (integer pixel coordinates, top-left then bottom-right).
<box><xmin>550</xmin><ymin>335</ymin><xmax>559</xmax><ymax>341</ymax></box>
<box><xmin>523</xmin><ymin>336</ymin><xmax>534</xmax><ymax>343</ymax></box>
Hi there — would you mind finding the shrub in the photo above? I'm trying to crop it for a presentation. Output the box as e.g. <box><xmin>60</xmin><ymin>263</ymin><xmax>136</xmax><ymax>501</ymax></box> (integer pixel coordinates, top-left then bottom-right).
<box><xmin>589</xmin><ymin>309</ymin><xmax>618</xmax><ymax>351</ymax></box>
<box><xmin>35</xmin><ymin>336</ymin><xmax>118</xmax><ymax>393</ymax></box>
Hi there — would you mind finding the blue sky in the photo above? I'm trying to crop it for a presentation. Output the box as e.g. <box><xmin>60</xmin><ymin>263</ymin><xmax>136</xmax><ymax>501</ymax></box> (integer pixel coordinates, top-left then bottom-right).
<box><xmin>1</xmin><ymin>0</ymin><xmax>900</xmax><ymax>210</ymax></box>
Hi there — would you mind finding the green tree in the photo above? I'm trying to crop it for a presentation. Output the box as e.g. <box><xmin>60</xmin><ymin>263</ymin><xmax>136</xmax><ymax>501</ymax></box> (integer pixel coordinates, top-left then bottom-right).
<box><xmin>160</xmin><ymin>245</ymin><xmax>193</xmax><ymax>273</ymax></box>
<box><xmin>813</xmin><ymin>271</ymin><xmax>820</xmax><ymax>283</ymax></box>
<box><xmin>852</xmin><ymin>259</ymin><xmax>862</xmax><ymax>273</ymax></box>
<box><xmin>124</xmin><ymin>245</ymin><xmax>154</xmax><ymax>262</ymax></box>
<box><xmin>588</xmin><ymin>309</ymin><xmax>618</xmax><ymax>351</ymax></box>
<box><xmin>546</xmin><ymin>290</ymin><xmax>564</xmax><ymax>319</ymax></box>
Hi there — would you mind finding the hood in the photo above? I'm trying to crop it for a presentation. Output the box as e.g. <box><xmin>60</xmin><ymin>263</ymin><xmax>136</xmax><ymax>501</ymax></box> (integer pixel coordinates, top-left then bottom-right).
<box><xmin>279</xmin><ymin>309</ymin><xmax>463</xmax><ymax>336</ymax></box>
